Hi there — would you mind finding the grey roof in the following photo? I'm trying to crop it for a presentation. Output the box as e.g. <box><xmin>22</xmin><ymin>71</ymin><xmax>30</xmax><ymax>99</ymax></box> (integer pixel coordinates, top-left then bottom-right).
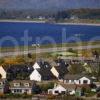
<box><xmin>64</xmin><ymin>74</ymin><xmax>91</xmax><ymax>80</ymax></box>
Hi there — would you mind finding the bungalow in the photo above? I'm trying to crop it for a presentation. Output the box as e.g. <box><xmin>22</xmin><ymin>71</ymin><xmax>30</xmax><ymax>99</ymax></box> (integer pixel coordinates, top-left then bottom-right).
<box><xmin>48</xmin><ymin>83</ymin><xmax>82</xmax><ymax>95</ymax></box>
<box><xmin>0</xmin><ymin>66</ymin><xmax>7</xmax><ymax>79</ymax></box>
<box><xmin>48</xmin><ymin>84</ymin><xmax>66</xmax><ymax>95</ymax></box>
<box><xmin>10</xmin><ymin>80</ymin><xmax>35</xmax><ymax>94</ymax></box>
<box><xmin>64</xmin><ymin>74</ymin><xmax>92</xmax><ymax>85</ymax></box>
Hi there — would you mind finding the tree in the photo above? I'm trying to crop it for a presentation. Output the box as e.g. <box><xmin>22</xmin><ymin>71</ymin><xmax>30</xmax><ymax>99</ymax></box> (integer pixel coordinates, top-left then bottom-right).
<box><xmin>69</xmin><ymin>64</ymin><xmax>85</xmax><ymax>74</ymax></box>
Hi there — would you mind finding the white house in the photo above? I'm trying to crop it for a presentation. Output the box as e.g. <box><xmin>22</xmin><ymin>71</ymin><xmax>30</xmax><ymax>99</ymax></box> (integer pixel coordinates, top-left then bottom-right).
<box><xmin>32</xmin><ymin>62</ymin><xmax>40</xmax><ymax>69</ymax></box>
<box><xmin>64</xmin><ymin>75</ymin><xmax>91</xmax><ymax>85</ymax></box>
<box><xmin>48</xmin><ymin>84</ymin><xmax>66</xmax><ymax>95</ymax></box>
<box><xmin>30</xmin><ymin>69</ymin><xmax>41</xmax><ymax>82</ymax></box>
<box><xmin>0</xmin><ymin>66</ymin><xmax>6</xmax><ymax>79</ymax></box>
<box><xmin>48</xmin><ymin>83</ymin><xmax>81</xmax><ymax>95</ymax></box>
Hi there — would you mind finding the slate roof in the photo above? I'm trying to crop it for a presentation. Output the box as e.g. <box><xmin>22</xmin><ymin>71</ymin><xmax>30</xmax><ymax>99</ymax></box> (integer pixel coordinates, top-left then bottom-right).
<box><xmin>59</xmin><ymin>83</ymin><xmax>90</xmax><ymax>91</ymax></box>
<box><xmin>38</xmin><ymin>67</ymin><xmax>56</xmax><ymax>80</ymax></box>
<box><xmin>54</xmin><ymin>66</ymin><xmax>68</xmax><ymax>79</ymax></box>
<box><xmin>64</xmin><ymin>74</ymin><xmax>91</xmax><ymax>80</ymax></box>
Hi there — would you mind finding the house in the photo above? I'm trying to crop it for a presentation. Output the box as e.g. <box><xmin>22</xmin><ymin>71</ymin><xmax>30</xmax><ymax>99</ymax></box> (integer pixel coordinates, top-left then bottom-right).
<box><xmin>0</xmin><ymin>79</ymin><xmax>8</xmax><ymax>94</ymax></box>
<box><xmin>29</xmin><ymin>67</ymin><xmax>56</xmax><ymax>82</ymax></box>
<box><xmin>51</xmin><ymin>59</ymin><xmax>68</xmax><ymax>80</ymax></box>
<box><xmin>48</xmin><ymin>84</ymin><xmax>66</xmax><ymax>95</ymax></box>
<box><xmin>10</xmin><ymin>80</ymin><xmax>35</xmax><ymax>94</ymax></box>
<box><xmin>0</xmin><ymin>66</ymin><xmax>7</xmax><ymax>79</ymax></box>
<box><xmin>48</xmin><ymin>83</ymin><xmax>82</xmax><ymax>95</ymax></box>
<box><xmin>30</xmin><ymin>61</ymin><xmax>56</xmax><ymax>81</ymax></box>
<box><xmin>64</xmin><ymin>74</ymin><xmax>92</xmax><ymax>85</ymax></box>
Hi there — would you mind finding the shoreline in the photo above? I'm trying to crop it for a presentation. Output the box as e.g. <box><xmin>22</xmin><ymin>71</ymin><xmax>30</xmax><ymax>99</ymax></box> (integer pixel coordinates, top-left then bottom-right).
<box><xmin>0</xmin><ymin>19</ymin><xmax>100</xmax><ymax>26</ymax></box>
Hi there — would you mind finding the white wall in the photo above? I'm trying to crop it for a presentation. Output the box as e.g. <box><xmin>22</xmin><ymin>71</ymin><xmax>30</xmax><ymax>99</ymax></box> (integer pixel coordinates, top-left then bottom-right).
<box><xmin>51</xmin><ymin>67</ymin><xmax>59</xmax><ymax>78</ymax></box>
<box><xmin>30</xmin><ymin>69</ymin><xmax>41</xmax><ymax>82</ymax></box>
<box><xmin>0</xmin><ymin>66</ymin><xmax>6</xmax><ymax>79</ymax></box>
<box><xmin>52</xmin><ymin>85</ymin><xmax>66</xmax><ymax>95</ymax></box>
<box><xmin>79</xmin><ymin>77</ymin><xmax>91</xmax><ymax>84</ymax></box>
<box><xmin>33</xmin><ymin>62</ymin><xmax>40</xmax><ymax>69</ymax></box>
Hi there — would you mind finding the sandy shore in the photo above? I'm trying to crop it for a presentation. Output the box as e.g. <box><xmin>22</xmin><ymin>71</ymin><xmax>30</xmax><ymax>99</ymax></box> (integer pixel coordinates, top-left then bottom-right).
<box><xmin>0</xmin><ymin>19</ymin><xmax>100</xmax><ymax>26</ymax></box>
<box><xmin>0</xmin><ymin>19</ymin><xmax>45</xmax><ymax>23</ymax></box>
<box><xmin>57</xmin><ymin>22</ymin><xmax>100</xmax><ymax>26</ymax></box>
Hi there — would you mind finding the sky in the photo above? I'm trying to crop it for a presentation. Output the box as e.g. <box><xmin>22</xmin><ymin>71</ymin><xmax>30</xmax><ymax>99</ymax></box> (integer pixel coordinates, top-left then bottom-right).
<box><xmin>0</xmin><ymin>0</ymin><xmax>100</xmax><ymax>11</ymax></box>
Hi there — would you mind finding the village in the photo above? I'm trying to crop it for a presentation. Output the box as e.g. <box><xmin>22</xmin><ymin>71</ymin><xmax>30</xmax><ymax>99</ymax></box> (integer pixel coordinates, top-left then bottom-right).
<box><xmin>0</xmin><ymin>50</ymin><xmax>100</xmax><ymax>100</ymax></box>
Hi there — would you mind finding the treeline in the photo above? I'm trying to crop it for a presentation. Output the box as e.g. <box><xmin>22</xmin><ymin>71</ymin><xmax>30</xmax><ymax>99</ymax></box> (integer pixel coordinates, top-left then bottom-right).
<box><xmin>0</xmin><ymin>8</ymin><xmax>100</xmax><ymax>20</ymax></box>
<box><xmin>54</xmin><ymin>9</ymin><xmax>100</xmax><ymax>20</ymax></box>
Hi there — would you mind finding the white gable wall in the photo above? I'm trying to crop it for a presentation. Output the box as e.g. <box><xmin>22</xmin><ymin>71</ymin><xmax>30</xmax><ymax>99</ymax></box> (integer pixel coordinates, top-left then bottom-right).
<box><xmin>51</xmin><ymin>67</ymin><xmax>59</xmax><ymax>78</ymax></box>
<box><xmin>79</xmin><ymin>77</ymin><xmax>91</xmax><ymax>84</ymax></box>
<box><xmin>33</xmin><ymin>62</ymin><xmax>40</xmax><ymax>69</ymax></box>
<box><xmin>30</xmin><ymin>69</ymin><xmax>41</xmax><ymax>82</ymax></box>
<box><xmin>49</xmin><ymin>85</ymin><xmax>66</xmax><ymax>95</ymax></box>
<box><xmin>0</xmin><ymin>66</ymin><xmax>6</xmax><ymax>79</ymax></box>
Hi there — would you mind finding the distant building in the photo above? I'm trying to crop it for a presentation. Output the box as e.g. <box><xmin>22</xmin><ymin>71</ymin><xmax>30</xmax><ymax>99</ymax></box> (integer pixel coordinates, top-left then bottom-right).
<box><xmin>10</xmin><ymin>80</ymin><xmax>35</xmax><ymax>94</ymax></box>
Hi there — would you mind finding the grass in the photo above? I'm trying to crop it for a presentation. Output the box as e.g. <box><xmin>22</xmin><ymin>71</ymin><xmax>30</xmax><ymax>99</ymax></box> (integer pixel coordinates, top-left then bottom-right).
<box><xmin>0</xmin><ymin>41</ymin><xmax>100</xmax><ymax>53</ymax></box>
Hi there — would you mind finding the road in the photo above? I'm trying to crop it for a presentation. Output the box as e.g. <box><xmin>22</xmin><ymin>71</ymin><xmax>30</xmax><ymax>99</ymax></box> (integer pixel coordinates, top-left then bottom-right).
<box><xmin>0</xmin><ymin>45</ymin><xmax>100</xmax><ymax>57</ymax></box>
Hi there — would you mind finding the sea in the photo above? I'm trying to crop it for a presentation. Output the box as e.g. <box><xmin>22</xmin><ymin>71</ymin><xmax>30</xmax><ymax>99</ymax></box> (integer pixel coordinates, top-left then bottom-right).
<box><xmin>0</xmin><ymin>22</ymin><xmax>100</xmax><ymax>47</ymax></box>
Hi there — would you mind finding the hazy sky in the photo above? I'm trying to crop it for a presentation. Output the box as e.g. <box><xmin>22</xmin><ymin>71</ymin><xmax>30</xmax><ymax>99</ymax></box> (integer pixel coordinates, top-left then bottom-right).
<box><xmin>0</xmin><ymin>0</ymin><xmax>100</xmax><ymax>11</ymax></box>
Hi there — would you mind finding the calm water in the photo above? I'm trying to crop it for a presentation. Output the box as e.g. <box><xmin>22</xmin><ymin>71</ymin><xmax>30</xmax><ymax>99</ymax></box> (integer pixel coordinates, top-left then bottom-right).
<box><xmin>0</xmin><ymin>22</ymin><xmax>100</xmax><ymax>47</ymax></box>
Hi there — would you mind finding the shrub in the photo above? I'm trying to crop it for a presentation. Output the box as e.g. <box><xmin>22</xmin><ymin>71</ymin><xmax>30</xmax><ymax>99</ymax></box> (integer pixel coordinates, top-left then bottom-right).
<box><xmin>97</xmin><ymin>92</ymin><xmax>100</xmax><ymax>98</ymax></box>
<box><xmin>47</xmin><ymin>94</ymin><xmax>56</xmax><ymax>99</ymax></box>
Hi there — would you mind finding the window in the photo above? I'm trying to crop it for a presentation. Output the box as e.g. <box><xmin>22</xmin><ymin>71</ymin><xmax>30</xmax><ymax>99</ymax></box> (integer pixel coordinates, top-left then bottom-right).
<box><xmin>14</xmin><ymin>89</ymin><xmax>22</xmax><ymax>93</ymax></box>
<box><xmin>55</xmin><ymin>91</ymin><xmax>59</xmax><ymax>93</ymax></box>
<box><xmin>61</xmin><ymin>91</ymin><xmax>65</xmax><ymax>94</ymax></box>
<box><xmin>0</xmin><ymin>82</ymin><xmax>2</xmax><ymax>86</ymax></box>
<box><xmin>83</xmin><ymin>80</ymin><xmax>88</xmax><ymax>84</ymax></box>
<box><xmin>24</xmin><ymin>83</ymin><xmax>29</xmax><ymax>87</ymax></box>
<box><xmin>14</xmin><ymin>83</ymin><xmax>20</xmax><ymax>87</ymax></box>
<box><xmin>25</xmin><ymin>89</ymin><xmax>29</xmax><ymax>92</ymax></box>
<box><xmin>14</xmin><ymin>89</ymin><xmax>17</xmax><ymax>93</ymax></box>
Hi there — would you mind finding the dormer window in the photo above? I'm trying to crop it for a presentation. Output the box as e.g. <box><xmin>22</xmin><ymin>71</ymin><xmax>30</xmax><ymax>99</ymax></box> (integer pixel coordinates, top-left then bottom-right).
<box><xmin>24</xmin><ymin>83</ymin><xmax>29</xmax><ymax>87</ymax></box>
<box><xmin>14</xmin><ymin>83</ymin><xmax>20</xmax><ymax>87</ymax></box>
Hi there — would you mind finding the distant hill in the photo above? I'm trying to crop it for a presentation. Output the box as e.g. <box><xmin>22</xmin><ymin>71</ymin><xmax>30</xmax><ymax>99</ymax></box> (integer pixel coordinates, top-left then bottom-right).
<box><xmin>0</xmin><ymin>0</ymin><xmax>100</xmax><ymax>12</ymax></box>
